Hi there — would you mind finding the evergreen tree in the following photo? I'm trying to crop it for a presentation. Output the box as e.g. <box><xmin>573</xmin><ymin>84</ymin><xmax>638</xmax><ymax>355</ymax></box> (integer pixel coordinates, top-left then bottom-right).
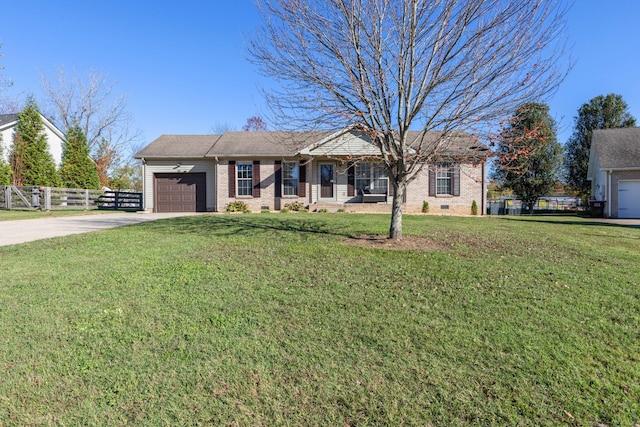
<box><xmin>10</xmin><ymin>96</ymin><xmax>59</xmax><ymax>186</ymax></box>
<box><xmin>60</xmin><ymin>124</ymin><xmax>100</xmax><ymax>189</ymax></box>
<box><xmin>565</xmin><ymin>94</ymin><xmax>636</xmax><ymax>197</ymax></box>
<box><xmin>493</xmin><ymin>103</ymin><xmax>563</xmax><ymax>213</ymax></box>
<box><xmin>0</xmin><ymin>132</ymin><xmax>11</xmax><ymax>185</ymax></box>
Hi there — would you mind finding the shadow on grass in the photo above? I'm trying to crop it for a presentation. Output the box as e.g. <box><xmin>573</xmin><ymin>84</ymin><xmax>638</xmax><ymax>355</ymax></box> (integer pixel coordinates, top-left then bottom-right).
<box><xmin>140</xmin><ymin>214</ymin><xmax>359</xmax><ymax>240</ymax></box>
<box><xmin>497</xmin><ymin>215</ymin><xmax>640</xmax><ymax>230</ymax></box>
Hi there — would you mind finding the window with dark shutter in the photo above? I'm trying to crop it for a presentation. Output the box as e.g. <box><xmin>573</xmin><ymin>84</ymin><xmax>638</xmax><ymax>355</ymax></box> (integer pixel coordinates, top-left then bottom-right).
<box><xmin>428</xmin><ymin>166</ymin><xmax>436</xmax><ymax>197</ymax></box>
<box><xmin>452</xmin><ymin>164</ymin><xmax>460</xmax><ymax>196</ymax></box>
<box><xmin>228</xmin><ymin>161</ymin><xmax>236</xmax><ymax>198</ymax></box>
<box><xmin>298</xmin><ymin>162</ymin><xmax>306</xmax><ymax>198</ymax></box>
<box><xmin>253</xmin><ymin>160</ymin><xmax>261</xmax><ymax>198</ymax></box>
<box><xmin>274</xmin><ymin>160</ymin><xmax>282</xmax><ymax>210</ymax></box>
<box><xmin>347</xmin><ymin>162</ymin><xmax>355</xmax><ymax>196</ymax></box>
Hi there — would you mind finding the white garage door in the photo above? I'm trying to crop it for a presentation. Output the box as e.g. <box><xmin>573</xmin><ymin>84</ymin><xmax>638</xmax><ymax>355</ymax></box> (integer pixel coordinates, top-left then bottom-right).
<box><xmin>618</xmin><ymin>181</ymin><xmax>640</xmax><ymax>218</ymax></box>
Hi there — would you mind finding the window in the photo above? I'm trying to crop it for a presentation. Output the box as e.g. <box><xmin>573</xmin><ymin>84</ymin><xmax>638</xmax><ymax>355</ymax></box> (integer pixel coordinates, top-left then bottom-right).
<box><xmin>282</xmin><ymin>162</ymin><xmax>299</xmax><ymax>196</ymax></box>
<box><xmin>237</xmin><ymin>162</ymin><xmax>253</xmax><ymax>196</ymax></box>
<box><xmin>436</xmin><ymin>163</ymin><xmax>452</xmax><ymax>195</ymax></box>
<box><xmin>355</xmin><ymin>163</ymin><xmax>387</xmax><ymax>193</ymax></box>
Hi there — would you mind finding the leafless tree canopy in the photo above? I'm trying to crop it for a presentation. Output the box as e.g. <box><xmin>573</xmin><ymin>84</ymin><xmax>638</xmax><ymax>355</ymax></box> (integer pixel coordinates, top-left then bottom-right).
<box><xmin>40</xmin><ymin>67</ymin><xmax>140</xmax><ymax>155</ymax></box>
<box><xmin>250</xmin><ymin>0</ymin><xmax>570</xmax><ymax>238</ymax></box>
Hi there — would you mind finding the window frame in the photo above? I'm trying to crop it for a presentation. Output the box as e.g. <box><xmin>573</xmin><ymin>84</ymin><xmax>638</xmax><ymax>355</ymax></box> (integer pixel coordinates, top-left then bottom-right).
<box><xmin>236</xmin><ymin>161</ymin><xmax>253</xmax><ymax>197</ymax></box>
<box><xmin>355</xmin><ymin>162</ymin><xmax>388</xmax><ymax>193</ymax></box>
<box><xmin>436</xmin><ymin>163</ymin><xmax>453</xmax><ymax>195</ymax></box>
<box><xmin>282</xmin><ymin>161</ymin><xmax>299</xmax><ymax>197</ymax></box>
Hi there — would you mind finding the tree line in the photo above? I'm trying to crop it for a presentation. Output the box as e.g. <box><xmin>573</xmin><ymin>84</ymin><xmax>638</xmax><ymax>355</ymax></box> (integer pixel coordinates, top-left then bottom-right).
<box><xmin>491</xmin><ymin>93</ymin><xmax>636</xmax><ymax>211</ymax></box>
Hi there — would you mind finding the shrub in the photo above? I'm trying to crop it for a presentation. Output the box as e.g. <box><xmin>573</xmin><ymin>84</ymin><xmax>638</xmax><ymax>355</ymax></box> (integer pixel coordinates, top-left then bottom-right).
<box><xmin>284</xmin><ymin>201</ymin><xmax>305</xmax><ymax>211</ymax></box>
<box><xmin>337</xmin><ymin>208</ymin><xmax>345</xmax><ymax>213</ymax></box>
<box><xmin>317</xmin><ymin>208</ymin><xmax>328</xmax><ymax>213</ymax></box>
<box><xmin>471</xmin><ymin>200</ymin><xmax>478</xmax><ymax>216</ymax></box>
<box><xmin>225</xmin><ymin>201</ymin><xmax>250</xmax><ymax>213</ymax></box>
<box><xmin>422</xmin><ymin>201</ymin><xmax>429</xmax><ymax>213</ymax></box>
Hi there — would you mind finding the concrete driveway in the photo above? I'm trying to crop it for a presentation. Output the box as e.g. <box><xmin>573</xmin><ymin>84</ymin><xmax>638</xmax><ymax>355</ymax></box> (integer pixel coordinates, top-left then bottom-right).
<box><xmin>0</xmin><ymin>212</ymin><xmax>200</xmax><ymax>247</ymax></box>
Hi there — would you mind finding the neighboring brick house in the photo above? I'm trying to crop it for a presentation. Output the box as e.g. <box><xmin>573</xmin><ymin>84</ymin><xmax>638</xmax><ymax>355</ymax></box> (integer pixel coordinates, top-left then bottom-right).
<box><xmin>134</xmin><ymin>126</ymin><xmax>489</xmax><ymax>214</ymax></box>
<box><xmin>587</xmin><ymin>127</ymin><xmax>640</xmax><ymax>218</ymax></box>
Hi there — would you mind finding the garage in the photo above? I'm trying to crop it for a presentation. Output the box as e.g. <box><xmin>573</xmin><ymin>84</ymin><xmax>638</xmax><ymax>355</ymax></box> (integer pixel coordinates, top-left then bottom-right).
<box><xmin>155</xmin><ymin>173</ymin><xmax>206</xmax><ymax>212</ymax></box>
<box><xmin>618</xmin><ymin>180</ymin><xmax>640</xmax><ymax>218</ymax></box>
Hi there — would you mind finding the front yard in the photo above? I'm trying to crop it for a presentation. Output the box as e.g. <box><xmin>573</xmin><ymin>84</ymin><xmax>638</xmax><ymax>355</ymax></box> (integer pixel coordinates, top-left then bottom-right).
<box><xmin>0</xmin><ymin>214</ymin><xmax>638</xmax><ymax>425</ymax></box>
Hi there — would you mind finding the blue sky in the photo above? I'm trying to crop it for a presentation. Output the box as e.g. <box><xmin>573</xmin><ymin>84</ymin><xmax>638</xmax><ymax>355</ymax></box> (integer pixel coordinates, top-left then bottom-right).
<box><xmin>1</xmin><ymin>1</ymin><xmax>638</xmax><ymax>149</ymax></box>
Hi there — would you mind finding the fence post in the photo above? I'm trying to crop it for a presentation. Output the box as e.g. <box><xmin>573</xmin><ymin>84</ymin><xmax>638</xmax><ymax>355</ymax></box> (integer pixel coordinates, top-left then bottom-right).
<box><xmin>3</xmin><ymin>186</ymin><xmax>10</xmax><ymax>209</ymax></box>
<box><xmin>84</xmin><ymin>189</ymin><xmax>89</xmax><ymax>210</ymax></box>
<box><xmin>44</xmin><ymin>187</ymin><xmax>51</xmax><ymax>211</ymax></box>
<box><xmin>4</xmin><ymin>185</ymin><xmax>13</xmax><ymax>210</ymax></box>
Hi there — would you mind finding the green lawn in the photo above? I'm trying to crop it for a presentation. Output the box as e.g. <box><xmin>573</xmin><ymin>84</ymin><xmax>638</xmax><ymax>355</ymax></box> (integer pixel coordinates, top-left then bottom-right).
<box><xmin>0</xmin><ymin>214</ymin><xmax>638</xmax><ymax>425</ymax></box>
<box><xmin>0</xmin><ymin>209</ymin><xmax>111</xmax><ymax>221</ymax></box>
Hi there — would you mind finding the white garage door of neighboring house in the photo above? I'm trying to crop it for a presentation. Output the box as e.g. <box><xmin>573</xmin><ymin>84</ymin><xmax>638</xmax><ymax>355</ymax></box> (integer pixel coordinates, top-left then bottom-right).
<box><xmin>618</xmin><ymin>181</ymin><xmax>640</xmax><ymax>218</ymax></box>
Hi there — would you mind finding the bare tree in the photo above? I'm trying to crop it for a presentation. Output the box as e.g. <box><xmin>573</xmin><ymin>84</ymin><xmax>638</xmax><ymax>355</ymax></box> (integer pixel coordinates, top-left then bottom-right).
<box><xmin>249</xmin><ymin>0</ymin><xmax>570</xmax><ymax>239</ymax></box>
<box><xmin>210</xmin><ymin>122</ymin><xmax>237</xmax><ymax>134</ymax></box>
<box><xmin>0</xmin><ymin>42</ymin><xmax>17</xmax><ymax>114</ymax></box>
<box><xmin>40</xmin><ymin>67</ymin><xmax>141</xmax><ymax>185</ymax></box>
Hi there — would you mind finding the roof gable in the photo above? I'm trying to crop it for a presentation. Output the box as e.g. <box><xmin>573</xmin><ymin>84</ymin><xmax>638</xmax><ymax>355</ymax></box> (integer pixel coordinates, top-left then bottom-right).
<box><xmin>592</xmin><ymin>128</ymin><xmax>640</xmax><ymax>170</ymax></box>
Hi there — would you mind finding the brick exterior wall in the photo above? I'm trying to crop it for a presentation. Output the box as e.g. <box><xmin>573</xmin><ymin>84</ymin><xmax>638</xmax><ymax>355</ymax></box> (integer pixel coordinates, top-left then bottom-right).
<box><xmin>405</xmin><ymin>163</ymin><xmax>485</xmax><ymax>214</ymax></box>
<box><xmin>218</xmin><ymin>159</ymin><xmax>485</xmax><ymax>214</ymax></box>
<box><xmin>217</xmin><ymin>159</ymin><xmax>309</xmax><ymax>212</ymax></box>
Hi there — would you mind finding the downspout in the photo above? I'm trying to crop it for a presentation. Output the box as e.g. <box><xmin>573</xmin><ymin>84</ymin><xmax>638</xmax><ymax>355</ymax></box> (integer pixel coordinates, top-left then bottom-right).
<box><xmin>214</xmin><ymin>156</ymin><xmax>219</xmax><ymax>212</ymax></box>
<box><xmin>607</xmin><ymin>170</ymin><xmax>612</xmax><ymax>218</ymax></box>
<box><xmin>141</xmin><ymin>157</ymin><xmax>147</xmax><ymax>211</ymax></box>
<box><xmin>481</xmin><ymin>161</ymin><xmax>486</xmax><ymax>216</ymax></box>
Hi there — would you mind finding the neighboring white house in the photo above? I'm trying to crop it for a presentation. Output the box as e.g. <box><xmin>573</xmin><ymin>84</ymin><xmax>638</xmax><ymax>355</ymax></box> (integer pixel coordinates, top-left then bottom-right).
<box><xmin>0</xmin><ymin>113</ymin><xmax>65</xmax><ymax>167</ymax></box>
<box><xmin>587</xmin><ymin>127</ymin><xmax>640</xmax><ymax>218</ymax></box>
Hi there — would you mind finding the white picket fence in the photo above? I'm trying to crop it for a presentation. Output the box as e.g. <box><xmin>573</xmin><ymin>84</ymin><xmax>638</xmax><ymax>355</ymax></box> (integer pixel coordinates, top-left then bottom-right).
<box><xmin>0</xmin><ymin>186</ymin><xmax>142</xmax><ymax>211</ymax></box>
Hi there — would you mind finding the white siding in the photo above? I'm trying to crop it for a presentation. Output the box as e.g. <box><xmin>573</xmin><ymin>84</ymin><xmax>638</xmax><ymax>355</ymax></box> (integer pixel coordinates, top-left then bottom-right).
<box><xmin>142</xmin><ymin>160</ymin><xmax>216</xmax><ymax>212</ymax></box>
<box><xmin>309</xmin><ymin>132</ymin><xmax>379</xmax><ymax>156</ymax></box>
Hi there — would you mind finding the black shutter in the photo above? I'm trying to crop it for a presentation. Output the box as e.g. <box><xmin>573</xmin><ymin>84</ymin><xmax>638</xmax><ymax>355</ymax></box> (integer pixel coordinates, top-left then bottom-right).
<box><xmin>452</xmin><ymin>164</ymin><xmax>460</xmax><ymax>196</ymax></box>
<box><xmin>274</xmin><ymin>160</ymin><xmax>282</xmax><ymax>210</ymax></box>
<box><xmin>253</xmin><ymin>160</ymin><xmax>261</xmax><ymax>198</ymax></box>
<box><xmin>228</xmin><ymin>161</ymin><xmax>236</xmax><ymax>198</ymax></box>
<box><xmin>347</xmin><ymin>162</ymin><xmax>355</xmax><ymax>196</ymax></box>
<box><xmin>428</xmin><ymin>165</ymin><xmax>436</xmax><ymax>197</ymax></box>
<box><xmin>298</xmin><ymin>162</ymin><xmax>306</xmax><ymax>198</ymax></box>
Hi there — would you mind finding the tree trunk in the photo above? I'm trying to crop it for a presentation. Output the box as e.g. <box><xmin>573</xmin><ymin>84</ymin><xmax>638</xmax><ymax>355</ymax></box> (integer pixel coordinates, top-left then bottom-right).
<box><xmin>389</xmin><ymin>182</ymin><xmax>403</xmax><ymax>240</ymax></box>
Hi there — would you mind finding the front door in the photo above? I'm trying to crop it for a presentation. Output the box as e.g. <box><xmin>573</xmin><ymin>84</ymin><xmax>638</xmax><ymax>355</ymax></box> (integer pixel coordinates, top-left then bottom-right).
<box><xmin>320</xmin><ymin>163</ymin><xmax>334</xmax><ymax>199</ymax></box>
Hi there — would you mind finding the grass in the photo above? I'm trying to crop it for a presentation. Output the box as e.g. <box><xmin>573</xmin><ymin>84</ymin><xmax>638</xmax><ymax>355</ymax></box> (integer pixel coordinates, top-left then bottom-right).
<box><xmin>0</xmin><ymin>213</ymin><xmax>638</xmax><ymax>425</ymax></box>
<box><xmin>0</xmin><ymin>209</ymin><xmax>113</xmax><ymax>221</ymax></box>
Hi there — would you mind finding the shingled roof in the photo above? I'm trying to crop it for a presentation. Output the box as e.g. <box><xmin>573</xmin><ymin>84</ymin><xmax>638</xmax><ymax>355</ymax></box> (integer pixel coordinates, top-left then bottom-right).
<box><xmin>134</xmin><ymin>135</ymin><xmax>222</xmax><ymax>158</ymax></box>
<box><xmin>592</xmin><ymin>128</ymin><xmax>640</xmax><ymax>169</ymax></box>
<box><xmin>0</xmin><ymin>113</ymin><xmax>19</xmax><ymax>127</ymax></box>
<box><xmin>135</xmin><ymin>128</ymin><xmax>489</xmax><ymax>159</ymax></box>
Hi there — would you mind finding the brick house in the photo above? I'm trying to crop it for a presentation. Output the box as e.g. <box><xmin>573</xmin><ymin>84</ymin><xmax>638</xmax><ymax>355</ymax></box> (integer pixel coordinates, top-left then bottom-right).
<box><xmin>134</xmin><ymin>126</ymin><xmax>489</xmax><ymax>214</ymax></box>
<box><xmin>587</xmin><ymin>127</ymin><xmax>640</xmax><ymax>218</ymax></box>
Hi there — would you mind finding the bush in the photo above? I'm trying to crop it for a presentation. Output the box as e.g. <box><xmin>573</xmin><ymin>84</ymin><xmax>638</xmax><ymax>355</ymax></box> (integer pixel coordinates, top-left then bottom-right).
<box><xmin>471</xmin><ymin>200</ymin><xmax>478</xmax><ymax>216</ymax></box>
<box><xmin>284</xmin><ymin>201</ymin><xmax>305</xmax><ymax>211</ymax></box>
<box><xmin>317</xmin><ymin>208</ymin><xmax>328</xmax><ymax>213</ymax></box>
<box><xmin>422</xmin><ymin>201</ymin><xmax>429</xmax><ymax>213</ymax></box>
<box><xmin>225</xmin><ymin>201</ymin><xmax>250</xmax><ymax>213</ymax></box>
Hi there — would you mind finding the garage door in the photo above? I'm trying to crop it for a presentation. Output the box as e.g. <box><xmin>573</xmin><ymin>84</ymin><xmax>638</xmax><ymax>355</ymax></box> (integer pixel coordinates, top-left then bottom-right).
<box><xmin>618</xmin><ymin>180</ymin><xmax>640</xmax><ymax>218</ymax></box>
<box><xmin>155</xmin><ymin>173</ymin><xmax>206</xmax><ymax>212</ymax></box>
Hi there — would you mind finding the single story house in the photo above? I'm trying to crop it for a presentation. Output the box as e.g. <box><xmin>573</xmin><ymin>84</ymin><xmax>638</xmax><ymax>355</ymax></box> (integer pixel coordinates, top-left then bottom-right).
<box><xmin>134</xmin><ymin>126</ymin><xmax>489</xmax><ymax>214</ymax></box>
<box><xmin>0</xmin><ymin>113</ymin><xmax>65</xmax><ymax>167</ymax></box>
<box><xmin>587</xmin><ymin>127</ymin><xmax>640</xmax><ymax>218</ymax></box>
